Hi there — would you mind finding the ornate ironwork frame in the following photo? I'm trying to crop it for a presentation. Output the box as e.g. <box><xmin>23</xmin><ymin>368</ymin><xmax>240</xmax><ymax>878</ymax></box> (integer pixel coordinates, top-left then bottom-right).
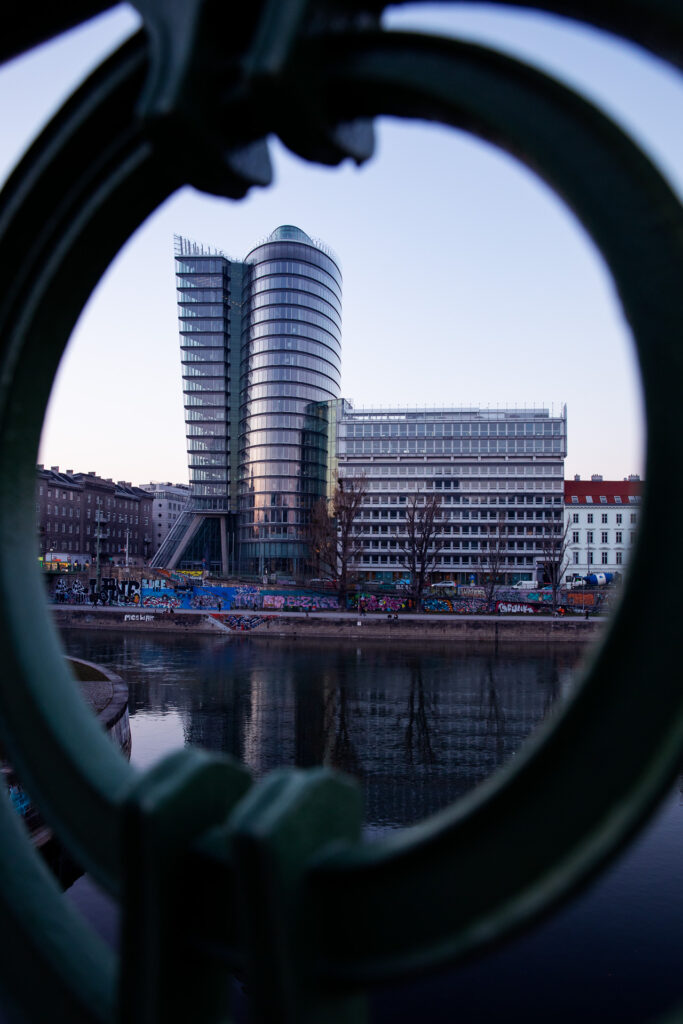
<box><xmin>0</xmin><ymin>2</ymin><xmax>682</xmax><ymax>1021</ymax></box>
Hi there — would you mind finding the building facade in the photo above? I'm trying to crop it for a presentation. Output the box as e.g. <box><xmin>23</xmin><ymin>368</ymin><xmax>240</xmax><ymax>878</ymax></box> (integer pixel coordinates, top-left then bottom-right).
<box><xmin>36</xmin><ymin>466</ymin><xmax>153</xmax><ymax>567</ymax></box>
<box><xmin>155</xmin><ymin>226</ymin><xmax>341</xmax><ymax>575</ymax></box>
<box><xmin>139</xmin><ymin>482</ymin><xmax>191</xmax><ymax>556</ymax></box>
<box><xmin>332</xmin><ymin>404</ymin><xmax>568</xmax><ymax>584</ymax></box>
<box><xmin>564</xmin><ymin>475</ymin><xmax>642</xmax><ymax>579</ymax></box>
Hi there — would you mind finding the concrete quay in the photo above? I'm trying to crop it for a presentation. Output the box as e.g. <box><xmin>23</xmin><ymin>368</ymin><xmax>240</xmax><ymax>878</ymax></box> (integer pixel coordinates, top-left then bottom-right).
<box><xmin>51</xmin><ymin>605</ymin><xmax>605</xmax><ymax>644</ymax></box>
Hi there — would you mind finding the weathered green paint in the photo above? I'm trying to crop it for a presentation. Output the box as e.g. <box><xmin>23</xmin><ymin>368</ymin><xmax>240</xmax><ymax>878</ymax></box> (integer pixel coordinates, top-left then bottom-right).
<box><xmin>0</xmin><ymin>2</ymin><xmax>681</xmax><ymax>1022</ymax></box>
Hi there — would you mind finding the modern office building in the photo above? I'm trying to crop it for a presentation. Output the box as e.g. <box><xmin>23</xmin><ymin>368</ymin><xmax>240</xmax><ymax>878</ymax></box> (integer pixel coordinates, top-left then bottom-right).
<box><xmin>238</xmin><ymin>226</ymin><xmax>342</xmax><ymax>575</ymax></box>
<box><xmin>331</xmin><ymin>404</ymin><xmax>568</xmax><ymax>584</ymax></box>
<box><xmin>155</xmin><ymin>229</ymin><xmax>571</xmax><ymax>583</ymax></box>
<box><xmin>564</xmin><ymin>475</ymin><xmax>642</xmax><ymax>579</ymax></box>
<box><xmin>153</xmin><ymin>227</ymin><xmax>342</xmax><ymax>575</ymax></box>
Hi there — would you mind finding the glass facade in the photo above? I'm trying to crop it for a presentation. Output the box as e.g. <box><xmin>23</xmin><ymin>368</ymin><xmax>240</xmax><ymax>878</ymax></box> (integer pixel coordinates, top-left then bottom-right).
<box><xmin>164</xmin><ymin>229</ymin><xmax>340</xmax><ymax>575</ymax></box>
<box><xmin>238</xmin><ymin>226</ymin><xmax>341</xmax><ymax>575</ymax></box>
<box><xmin>176</xmin><ymin>239</ymin><xmax>233</xmax><ymax>514</ymax></box>
<box><xmin>333</xmin><ymin>406</ymin><xmax>568</xmax><ymax>584</ymax></box>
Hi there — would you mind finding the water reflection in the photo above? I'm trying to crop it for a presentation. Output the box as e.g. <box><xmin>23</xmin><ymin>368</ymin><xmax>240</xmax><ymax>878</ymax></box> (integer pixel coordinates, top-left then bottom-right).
<box><xmin>60</xmin><ymin>630</ymin><xmax>581</xmax><ymax>831</ymax></box>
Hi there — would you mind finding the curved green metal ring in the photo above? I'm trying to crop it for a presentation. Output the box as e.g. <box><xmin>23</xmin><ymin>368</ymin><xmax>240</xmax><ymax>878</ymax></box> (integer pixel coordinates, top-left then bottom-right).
<box><xmin>0</xmin><ymin>33</ymin><xmax>180</xmax><ymax>893</ymax></box>
<box><xmin>0</xmin><ymin>3</ymin><xmax>681</xmax><ymax>1008</ymax></box>
<box><xmin>299</xmin><ymin>30</ymin><xmax>683</xmax><ymax>980</ymax></box>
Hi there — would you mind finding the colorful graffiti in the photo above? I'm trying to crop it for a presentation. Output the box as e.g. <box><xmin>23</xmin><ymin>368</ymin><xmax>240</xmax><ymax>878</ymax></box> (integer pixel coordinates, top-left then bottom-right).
<box><xmin>141</xmin><ymin>593</ymin><xmax>181</xmax><ymax>609</ymax></box>
<box><xmin>421</xmin><ymin>596</ymin><xmax>488</xmax><ymax>614</ymax></box>
<box><xmin>213</xmin><ymin>613</ymin><xmax>275</xmax><ymax>632</ymax></box>
<box><xmin>348</xmin><ymin>593</ymin><xmax>411</xmax><ymax>613</ymax></box>
<box><xmin>263</xmin><ymin>593</ymin><xmax>340</xmax><ymax>611</ymax></box>
<box><xmin>496</xmin><ymin>601</ymin><xmax>543</xmax><ymax>615</ymax></box>
<box><xmin>52</xmin><ymin>577</ymin><xmax>89</xmax><ymax>604</ymax></box>
<box><xmin>50</xmin><ymin>576</ymin><xmax>142</xmax><ymax>605</ymax></box>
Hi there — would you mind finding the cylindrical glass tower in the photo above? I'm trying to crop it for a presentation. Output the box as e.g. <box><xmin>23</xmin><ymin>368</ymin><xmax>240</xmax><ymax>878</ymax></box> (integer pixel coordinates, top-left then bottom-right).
<box><xmin>238</xmin><ymin>225</ymin><xmax>342</xmax><ymax>575</ymax></box>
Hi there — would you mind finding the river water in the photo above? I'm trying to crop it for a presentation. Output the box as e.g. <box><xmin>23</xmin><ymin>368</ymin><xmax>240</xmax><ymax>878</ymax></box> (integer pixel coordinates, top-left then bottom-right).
<box><xmin>60</xmin><ymin>629</ymin><xmax>683</xmax><ymax>1022</ymax></box>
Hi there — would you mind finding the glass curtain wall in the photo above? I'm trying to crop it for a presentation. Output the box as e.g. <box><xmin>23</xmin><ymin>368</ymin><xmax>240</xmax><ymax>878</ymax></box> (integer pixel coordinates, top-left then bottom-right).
<box><xmin>238</xmin><ymin>226</ymin><xmax>342</xmax><ymax>576</ymax></box>
<box><xmin>176</xmin><ymin>238</ymin><xmax>231</xmax><ymax>514</ymax></box>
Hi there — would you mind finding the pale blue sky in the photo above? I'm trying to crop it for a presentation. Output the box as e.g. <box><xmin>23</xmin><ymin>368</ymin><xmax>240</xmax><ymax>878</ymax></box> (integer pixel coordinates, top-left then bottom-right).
<box><xmin>2</xmin><ymin>4</ymin><xmax>680</xmax><ymax>485</ymax></box>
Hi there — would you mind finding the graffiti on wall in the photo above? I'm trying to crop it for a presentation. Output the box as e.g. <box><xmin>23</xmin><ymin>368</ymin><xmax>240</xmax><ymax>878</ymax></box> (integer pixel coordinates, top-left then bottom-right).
<box><xmin>50</xmin><ymin>576</ymin><xmax>142</xmax><ymax>605</ymax></box>
<box><xmin>263</xmin><ymin>593</ymin><xmax>340</xmax><ymax>611</ymax></box>
<box><xmin>421</xmin><ymin>596</ymin><xmax>488</xmax><ymax>614</ymax></box>
<box><xmin>141</xmin><ymin>592</ymin><xmax>181</xmax><ymax>608</ymax></box>
<box><xmin>495</xmin><ymin>601</ymin><xmax>543</xmax><ymax>615</ymax></box>
<box><xmin>213</xmin><ymin>613</ymin><xmax>275</xmax><ymax>632</ymax></box>
<box><xmin>52</xmin><ymin>577</ymin><xmax>89</xmax><ymax>604</ymax></box>
<box><xmin>89</xmin><ymin>578</ymin><xmax>142</xmax><ymax>604</ymax></box>
<box><xmin>348</xmin><ymin>593</ymin><xmax>410</xmax><ymax>613</ymax></box>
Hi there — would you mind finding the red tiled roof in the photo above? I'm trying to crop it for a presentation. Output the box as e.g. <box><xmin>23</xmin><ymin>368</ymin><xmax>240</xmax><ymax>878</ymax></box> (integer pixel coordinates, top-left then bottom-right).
<box><xmin>564</xmin><ymin>480</ymin><xmax>642</xmax><ymax>505</ymax></box>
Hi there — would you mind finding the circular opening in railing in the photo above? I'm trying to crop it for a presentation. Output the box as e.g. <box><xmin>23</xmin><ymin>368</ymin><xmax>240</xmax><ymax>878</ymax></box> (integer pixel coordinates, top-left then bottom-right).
<box><xmin>3</xmin><ymin>3</ymin><xmax>683</xmax><ymax>1019</ymax></box>
<box><xmin>25</xmin><ymin>2</ymin><xmax>659</xmax><ymax>807</ymax></box>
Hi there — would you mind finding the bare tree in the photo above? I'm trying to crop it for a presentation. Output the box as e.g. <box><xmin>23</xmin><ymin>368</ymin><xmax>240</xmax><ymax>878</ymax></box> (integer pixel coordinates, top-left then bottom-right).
<box><xmin>478</xmin><ymin>510</ymin><xmax>509</xmax><ymax>608</ymax></box>
<box><xmin>539</xmin><ymin>514</ymin><xmax>571</xmax><ymax>612</ymax></box>
<box><xmin>307</xmin><ymin>497</ymin><xmax>337</xmax><ymax>579</ymax></box>
<box><xmin>334</xmin><ymin>475</ymin><xmax>367</xmax><ymax>602</ymax></box>
<box><xmin>398</xmin><ymin>492</ymin><xmax>444</xmax><ymax>609</ymax></box>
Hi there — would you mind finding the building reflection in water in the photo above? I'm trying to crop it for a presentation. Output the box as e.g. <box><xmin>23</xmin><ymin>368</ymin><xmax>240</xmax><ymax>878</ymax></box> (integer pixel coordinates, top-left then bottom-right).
<box><xmin>60</xmin><ymin>631</ymin><xmax>582</xmax><ymax>834</ymax></box>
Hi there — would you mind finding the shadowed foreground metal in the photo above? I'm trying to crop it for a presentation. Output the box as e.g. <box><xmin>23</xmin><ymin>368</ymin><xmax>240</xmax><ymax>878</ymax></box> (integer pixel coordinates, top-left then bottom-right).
<box><xmin>0</xmin><ymin>2</ymin><xmax>682</xmax><ymax>1021</ymax></box>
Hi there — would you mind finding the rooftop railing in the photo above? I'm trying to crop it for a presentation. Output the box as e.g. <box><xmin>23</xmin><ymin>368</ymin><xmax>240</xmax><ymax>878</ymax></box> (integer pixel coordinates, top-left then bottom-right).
<box><xmin>0</xmin><ymin>2</ymin><xmax>682</xmax><ymax>1022</ymax></box>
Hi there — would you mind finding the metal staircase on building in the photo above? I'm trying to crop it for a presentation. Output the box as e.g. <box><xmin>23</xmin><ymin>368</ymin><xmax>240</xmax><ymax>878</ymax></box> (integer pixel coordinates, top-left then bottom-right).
<box><xmin>149</xmin><ymin>508</ymin><xmax>194</xmax><ymax>568</ymax></box>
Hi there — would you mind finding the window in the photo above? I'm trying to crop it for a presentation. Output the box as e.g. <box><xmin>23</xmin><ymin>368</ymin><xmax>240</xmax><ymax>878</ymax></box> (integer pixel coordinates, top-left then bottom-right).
<box><xmin>587</xmin><ymin>514</ymin><xmax>593</xmax><ymax>524</ymax></box>
<box><xmin>616</xmin><ymin>551</ymin><xmax>623</xmax><ymax>564</ymax></box>
<box><xmin>601</xmin><ymin>513</ymin><xmax>608</xmax><ymax>524</ymax></box>
<box><xmin>601</xmin><ymin>532</ymin><xmax>608</xmax><ymax>543</ymax></box>
<box><xmin>572</xmin><ymin>513</ymin><xmax>579</xmax><ymax>523</ymax></box>
<box><xmin>601</xmin><ymin>551</ymin><xmax>609</xmax><ymax>564</ymax></box>
<box><xmin>616</xmin><ymin>531</ymin><xmax>622</xmax><ymax>543</ymax></box>
<box><xmin>572</xmin><ymin>531</ymin><xmax>579</xmax><ymax>543</ymax></box>
<box><xmin>587</xmin><ymin>531</ymin><xmax>594</xmax><ymax>543</ymax></box>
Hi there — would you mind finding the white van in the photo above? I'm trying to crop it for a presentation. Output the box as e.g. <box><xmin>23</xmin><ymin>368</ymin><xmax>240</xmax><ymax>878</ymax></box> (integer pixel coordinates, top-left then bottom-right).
<box><xmin>511</xmin><ymin>580</ymin><xmax>538</xmax><ymax>590</ymax></box>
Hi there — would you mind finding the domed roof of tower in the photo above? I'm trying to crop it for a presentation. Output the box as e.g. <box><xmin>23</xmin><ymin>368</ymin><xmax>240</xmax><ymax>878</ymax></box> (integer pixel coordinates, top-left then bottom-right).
<box><xmin>267</xmin><ymin>225</ymin><xmax>313</xmax><ymax>243</ymax></box>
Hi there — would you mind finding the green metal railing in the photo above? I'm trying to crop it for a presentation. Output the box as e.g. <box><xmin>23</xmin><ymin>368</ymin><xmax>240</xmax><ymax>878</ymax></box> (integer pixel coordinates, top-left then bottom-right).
<box><xmin>1</xmin><ymin>2</ymin><xmax>682</xmax><ymax>1021</ymax></box>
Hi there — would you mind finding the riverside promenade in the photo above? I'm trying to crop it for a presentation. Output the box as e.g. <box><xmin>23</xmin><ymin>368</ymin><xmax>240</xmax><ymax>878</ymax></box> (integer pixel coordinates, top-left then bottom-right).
<box><xmin>51</xmin><ymin>605</ymin><xmax>604</xmax><ymax>644</ymax></box>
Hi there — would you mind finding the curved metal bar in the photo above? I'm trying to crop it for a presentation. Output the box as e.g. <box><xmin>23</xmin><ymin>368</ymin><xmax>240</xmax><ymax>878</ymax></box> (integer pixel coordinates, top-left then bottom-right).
<box><xmin>380</xmin><ymin>0</ymin><xmax>683</xmax><ymax>71</ymax></box>
<box><xmin>2</xmin><ymin>3</ymin><xmax>119</xmax><ymax>67</ymax></box>
<box><xmin>0</xmin><ymin>35</ymin><xmax>182</xmax><ymax>892</ymax></box>
<box><xmin>0</xmin><ymin>790</ymin><xmax>115</xmax><ymax>1022</ymax></box>
<box><xmin>0</xmin><ymin>1</ymin><xmax>681</xmax><ymax>1014</ymax></box>
<box><xmin>297</xmin><ymin>30</ymin><xmax>683</xmax><ymax>980</ymax></box>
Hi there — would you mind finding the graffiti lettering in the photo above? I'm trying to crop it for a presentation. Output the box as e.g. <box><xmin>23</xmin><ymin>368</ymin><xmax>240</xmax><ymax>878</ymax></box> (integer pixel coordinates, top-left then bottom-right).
<box><xmin>496</xmin><ymin>602</ymin><xmax>541</xmax><ymax>615</ymax></box>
